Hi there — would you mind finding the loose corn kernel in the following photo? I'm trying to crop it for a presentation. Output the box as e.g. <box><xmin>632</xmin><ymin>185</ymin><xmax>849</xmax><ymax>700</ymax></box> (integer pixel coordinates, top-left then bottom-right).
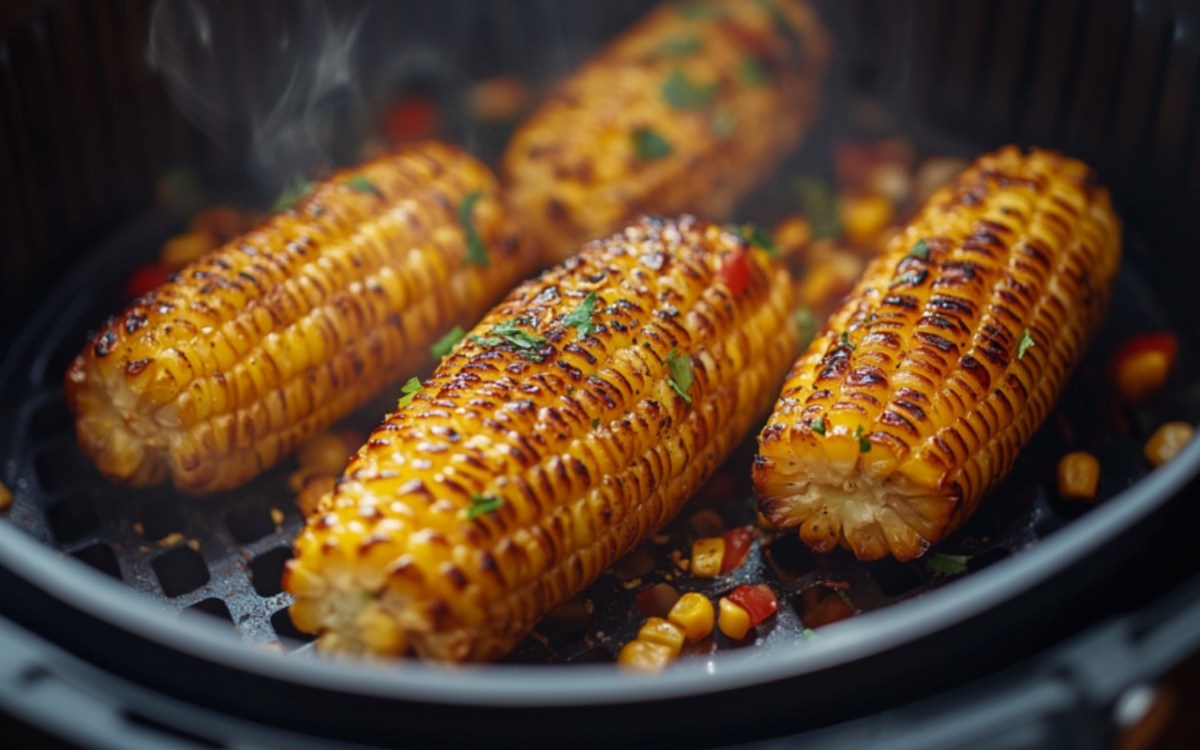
<box><xmin>0</xmin><ymin>480</ymin><xmax>12</xmax><ymax>512</ymax></box>
<box><xmin>618</xmin><ymin>639</ymin><xmax>675</xmax><ymax>672</ymax></box>
<box><xmin>637</xmin><ymin>617</ymin><xmax>685</xmax><ymax>656</ymax></box>
<box><xmin>1115</xmin><ymin>349</ymin><xmax>1172</xmax><ymax>403</ymax></box>
<box><xmin>1057</xmin><ymin>451</ymin><xmax>1101</xmax><ymax>501</ymax></box>
<box><xmin>690</xmin><ymin>537</ymin><xmax>726</xmax><ymax>578</ymax></box>
<box><xmin>1145</xmin><ymin>422</ymin><xmax>1196</xmax><ymax>467</ymax></box>
<box><xmin>838</xmin><ymin>191</ymin><xmax>893</xmax><ymax>245</ymax></box>
<box><xmin>297</xmin><ymin>432</ymin><xmax>354</xmax><ymax>475</ymax></box>
<box><xmin>718</xmin><ymin>597</ymin><xmax>752</xmax><ymax>641</ymax></box>
<box><xmin>667</xmin><ymin>592</ymin><xmax>715</xmax><ymax>642</ymax></box>
<box><xmin>773</xmin><ymin>216</ymin><xmax>812</xmax><ymax>259</ymax></box>
<box><xmin>160</xmin><ymin>231</ymin><xmax>217</xmax><ymax>268</ymax></box>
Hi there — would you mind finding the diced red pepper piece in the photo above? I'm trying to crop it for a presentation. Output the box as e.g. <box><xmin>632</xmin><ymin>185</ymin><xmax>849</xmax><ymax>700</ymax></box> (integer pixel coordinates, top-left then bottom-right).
<box><xmin>383</xmin><ymin>95</ymin><xmax>438</xmax><ymax>143</ymax></box>
<box><xmin>719</xmin><ymin>250</ymin><xmax>751</xmax><ymax>296</ymax></box>
<box><xmin>726</xmin><ymin>583</ymin><xmax>778</xmax><ymax>627</ymax></box>
<box><xmin>1111</xmin><ymin>333</ymin><xmax>1178</xmax><ymax>402</ymax></box>
<box><xmin>720</xmin><ymin>527</ymin><xmax>753</xmax><ymax>573</ymax></box>
<box><xmin>123</xmin><ymin>264</ymin><xmax>173</xmax><ymax>299</ymax></box>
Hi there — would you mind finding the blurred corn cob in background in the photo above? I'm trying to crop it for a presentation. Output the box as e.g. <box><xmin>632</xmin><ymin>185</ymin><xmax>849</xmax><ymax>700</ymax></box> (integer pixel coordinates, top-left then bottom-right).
<box><xmin>754</xmin><ymin>147</ymin><xmax>1121</xmax><ymax>560</ymax></box>
<box><xmin>502</xmin><ymin>0</ymin><xmax>830</xmax><ymax>263</ymax></box>
<box><xmin>285</xmin><ymin>215</ymin><xmax>798</xmax><ymax>661</ymax></box>
<box><xmin>66</xmin><ymin>141</ymin><xmax>536</xmax><ymax>493</ymax></box>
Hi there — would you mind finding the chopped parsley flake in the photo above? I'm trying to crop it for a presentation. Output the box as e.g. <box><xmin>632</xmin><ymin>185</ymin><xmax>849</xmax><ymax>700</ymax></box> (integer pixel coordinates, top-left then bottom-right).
<box><xmin>431</xmin><ymin>325</ymin><xmax>465</xmax><ymax>359</ymax></box>
<box><xmin>273</xmin><ymin>180</ymin><xmax>313</xmax><ymax>212</ymax></box>
<box><xmin>854</xmin><ymin>423</ymin><xmax>871</xmax><ymax>453</ymax></box>
<box><xmin>591</xmin><ymin>418</ymin><xmax>601</xmax><ymax>429</ymax></box>
<box><xmin>472</xmin><ymin>319</ymin><xmax>549</xmax><ymax>362</ymax></box>
<box><xmin>457</xmin><ymin>191</ymin><xmax>489</xmax><ymax>267</ymax></box>
<box><xmin>466</xmin><ymin>494</ymin><xmax>504</xmax><ymax>520</ymax></box>
<box><xmin>659</xmin><ymin>35</ymin><xmax>701</xmax><ymax>56</ymax></box>
<box><xmin>801</xmin><ymin>627</ymin><xmax>817</xmax><ymax>640</ymax></box>
<box><xmin>734</xmin><ymin>224</ymin><xmax>779</xmax><ymax>257</ymax></box>
<box><xmin>839</xmin><ymin>331</ymin><xmax>856</xmax><ymax>351</ymax></box>
<box><xmin>1018</xmin><ymin>328</ymin><xmax>1036</xmax><ymax>359</ymax></box>
<box><xmin>739</xmin><ymin>55</ymin><xmax>771</xmax><ymax>86</ymax></box>
<box><xmin>662</xmin><ymin>69</ymin><xmax>718</xmax><ymax>110</ymax></box>
<box><xmin>907</xmin><ymin>240</ymin><xmax>931</xmax><ymax>260</ymax></box>
<box><xmin>926</xmin><ymin>553</ymin><xmax>970</xmax><ymax>576</ymax></box>
<box><xmin>563</xmin><ymin>291</ymin><xmax>599</xmax><ymax>340</ymax></box>
<box><xmin>710</xmin><ymin>108</ymin><xmax>737</xmax><ymax>140</ymax></box>
<box><xmin>344</xmin><ymin>175</ymin><xmax>381</xmax><ymax>196</ymax></box>
<box><xmin>396</xmin><ymin>376</ymin><xmax>421</xmax><ymax>407</ymax></box>
<box><xmin>811</xmin><ymin>417</ymin><xmax>826</xmax><ymax>436</ymax></box>
<box><xmin>889</xmin><ymin>268</ymin><xmax>929</xmax><ymax>289</ymax></box>
<box><xmin>664</xmin><ymin>349</ymin><xmax>694</xmax><ymax>404</ymax></box>
<box><xmin>792</xmin><ymin>306</ymin><xmax>817</xmax><ymax>349</ymax></box>
<box><xmin>632</xmin><ymin>126</ymin><xmax>673</xmax><ymax>161</ymax></box>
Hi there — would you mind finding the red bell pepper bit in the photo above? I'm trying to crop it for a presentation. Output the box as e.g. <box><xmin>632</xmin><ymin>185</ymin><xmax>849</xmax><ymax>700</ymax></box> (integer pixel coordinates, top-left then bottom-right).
<box><xmin>123</xmin><ymin>264</ymin><xmax>173</xmax><ymax>300</ymax></box>
<box><xmin>719</xmin><ymin>250</ymin><xmax>751</xmax><ymax>297</ymax></box>
<box><xmin>720</xmin><ymin>527</ymin><xmax>753</xmax><ymax>573</ymax></box>
<box><xmin>727</xmin><ymin>583</ymin><xmax>778</xmax><ymax>627</ymax></box>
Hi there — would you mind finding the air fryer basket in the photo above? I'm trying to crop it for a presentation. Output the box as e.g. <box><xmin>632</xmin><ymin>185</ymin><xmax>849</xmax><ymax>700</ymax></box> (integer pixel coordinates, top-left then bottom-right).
<box><xmin>2</xmin><ymin>0</ymin><xmax>1200</xmax><ymax>748</ymax></box>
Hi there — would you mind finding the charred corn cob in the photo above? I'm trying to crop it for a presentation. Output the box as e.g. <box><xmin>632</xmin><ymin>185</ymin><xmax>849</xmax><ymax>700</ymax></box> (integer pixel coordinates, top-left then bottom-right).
<box><xmin>285</xmin><ymin>215</ymin><xmax>797</xmax><ymax>661</ymax></box>
<box><xmin>66</xmin><ymin>142</ymin><xmax>535</xmax><ymax>494</ymax></box>
<box><xmin>754</xmin><ymin>147</ymin><xmax>1121</xmax><ymax>561</ymax></box>
<box><xmin>502</xmin><ymin>0</ymin><xmax>830</xmax><ymax>263</ymax></box>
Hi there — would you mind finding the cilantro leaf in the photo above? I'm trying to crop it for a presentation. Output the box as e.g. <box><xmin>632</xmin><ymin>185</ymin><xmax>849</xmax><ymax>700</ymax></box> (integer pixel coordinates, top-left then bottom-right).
<box><xmin>854</xmin><ymin>423</ymin><xmax>871</xmax><ymax>453</ymax></box>
<box><xmin>466</xmin><ymin>494</ymin><xmax>504</xmax><ymax>520</ymax></box>
<box><xmin>889</xmin><ymin>268</ymin><xmax>929</xmax><ymax>289</ymax></box>
<box><xmin>344</xmin><ymin>175</ymin><xmax>381</xmax><ymax>197</ymax></box>
<box><xmin>839</xmin><ymin>331</ymin><xmax>856</xmax><ymax>351</ymax></box>
<box><xmin>632</xmin><ymin>126</ymin><xmax>673</xmax><ymax>161</ymax></box>
<box><xmin>396</xmin><ymin>376</ymin><xmax>421</xmax><ymax>408</ymax></box>
<box><xmin>734</xmin><ymin>224</ymin><xmax>780</xmax><ymax>257</ymax></box>
<box><xmin>665</xmin><ymin>349</ymin><xmax>694</xmax><ymax>404</ymax></box>
<box><xmin>1018</xmin><ymin>328</ymin><xmax>1036</xmax><ymax>359</ymax></box>
<box><xmin>801</xmin><ymin>628</ymin><xmax>817</xmax><ymax>640</ymax></box>
<box><xmin>472</xmin><ymin>319</ymin><xmax>548</xmax><ymax>362</ymax></box>
<box><xmin>907</xmin><ymin>240</ymin><xmax>931</xmax><ymax>260</ymax></box>
<box><xmin>926</xmin><ymin>553</ymin><xmax>970</xmax><ymax>576</ymax></box>
<box><xmin>810</xmin><ymin>417</ymin><xmax>825</xmax><ymax>436</ymax></box>
<box><xmin>457</xmin><ymin>191</ymin><xmax>489</xmax><ymax>267</ymax></box>
<box><xmin>274</xmin><ymin>180</ymin><xmax>313</xmax><ymax>212</ymax></box>
<box><xmin>563</xmin><ymin>292</ymin><xmax>599</xmax><ymax>340</ymax></box>
<box><xmin>662</xmin><ymin>69</ymin><xmax>718</xmax><ymax>110</ymax></box>
<box><xmin>431</xmin><ymin>325</ymin><xmax>465</xmax><ymax>359</ymax></box>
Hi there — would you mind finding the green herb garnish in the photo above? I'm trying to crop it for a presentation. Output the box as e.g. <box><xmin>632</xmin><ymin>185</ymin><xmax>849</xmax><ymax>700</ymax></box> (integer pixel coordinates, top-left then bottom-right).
<box><xmin>431</xmin><ymin>325</ymin><xmax>466</xmax><ymax>359</ymax></box>
<box><xmin>907</xmin><ymin>240</ymin><xmax>931</xmax><ymax>260</ymax></box>
<box><xmin>632</xmin><ymin>126</ymin><xmax>673</xmax><ymax>161</ymax></box>
<box><xmin>472</xmin><ymin>319</ymin><xmax>549</xmax><ymax>362</ymax></box>
<box><xmin>792</xmin><ymin>306</ymin><xmax>817</xmax><ymax>349</ymax></box>
<box><xmin>273</xmin><ymin>180</ymin><xmax>313</xmax><ymax>212</ymax></box>
<box><xmin>664</xmin><ymin>349</ymin><xmax>694</xmax><ymax>404</ymax></box>
<box><xmin>659</xmin><ymin>35</ymin><xmax>702</xmax><ymax>56</ymax></box>
<box><xmin>735</xmin><ymin>224</ymin><xmax>780</xmax><ymax>257</ymax></box>
<box><xmin>662</xmin><ymin>69</ymin><xmax>718</xmax><ymax>110</ymax></box>
<box><xmin>344</xmin><ymin>175</ymin><xmax>381</xmax><ymax>196</ymax></box>
<box><xmin>466</xmin><ymin>494</ymin><xmax>504</xmax><ymax>520</ymax></box>
<box><xmin>889</xmin><ymin>268</ymin><xmax>929</xmax><ymax>289</ymax></box>
<box><xmin>854</xmin><ymin>423</ymin><xmax>871</xmax><ymax>453</ymax></box>
<box><xmin>839</xmin><ymin>331</ymin><xmax>855</xmax><ymax>351</ymax></box>
<box><xmin>801</xmin><ymin>627</ymin><xmax>817</xmax><ymax>640</ymax></box>
<box><xmin>811</xmin><ymin>417</ymin><xmax>826</xmax><ymax>436</ymax></box>
<box><xmin>710</xmin><ymin>108</ymin><xmax>737</xmax><ymax>140</ymax></box>
<box><xmin>739</xmin><ymin>56</ymin><xmax>771</xmax><ymax>86</ymax></box>
<box><xmin>396</xmin><ymin>377</ymin><xmax>422</xmax><ymax>408</ymax></box>
<box><xmin>1018</xmin><ymin>328</ymin><xmax>1036</xmax><ymax>359</ymax></box>
<box><xmin>563</xmin><ymin>292</ymin><xmax>599</xmax><ymax>340</ymax></box>
<box><xmin>793</xmin><ymin>176</ymin><xmax>840</xmax><ymax>239</ymax></box>
<box><xmin>591</xmin><ymin>418</ymin><xmax>601</xmax><ymax>429</ymax></box>
<box><xmin>457</xmin><ymin>190</ymin><xmax>489</xmax><ymax>267</ymax></box>
<box><xmin>926</xmin><ymin>553</ymin><xmax>970</xmax><ymax>576</ymax></box>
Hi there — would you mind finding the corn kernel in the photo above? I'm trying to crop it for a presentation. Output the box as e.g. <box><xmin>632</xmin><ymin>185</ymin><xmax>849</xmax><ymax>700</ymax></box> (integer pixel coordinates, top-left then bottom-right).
<box><xmin>667</xmin><ymin>592</ymin><xmax>714</xmax><ymax>642</ymax></box>
<box><xmin>617</xmin><ymin>639</ymin><xmax>675</xmax><ymax>672</ymax></box>
<box><xmin>160</xmin><ymin>231</ymin><xmax>217</xmax><ymax>268</ymax></box>
<box><xmin>1057</xmin><ymin>451</ymin><xmax>1100</xmax><ymax>500</ymax></box>
<box><xmin>1115</xmin><ymin>349</ymin><xmax>1171</xmax><ymax>403</ymax></box>
<box><xmin>690</xmin><ymin>537</ymin><xmax>726</xmax><ymax>578</ymax></box>
<box><xmin>1144</xmin><ymin>422</ymin><xmax>1196</xmax><ymax>467</ymax></box>
<box><xmin>773</xmin><ymin>216</ymin><xmax>811</xmax><ymax>259</ymax></box>
<box><xmin>0</xmin><ymin>480</ymin><xmax>12</xmax><ymax>512</ymax></box>
<box><xmin>718</xmin><ymin>596</ymin><xmax>752</xmax><ymax>641</ymax></box>
<box><xmin>637</xmin><ymin>617</ymin><xmax>685</xmax><ymax>656</ymax></box>
<box><xmin>838</xmin><ymin>191</ymin><xmax>893</xmax><ymax>245</ymax></box>
<box><xmin>298</xmin><ymin>432</ymin><xmax>354</xmax><ymax>475</ymax></box>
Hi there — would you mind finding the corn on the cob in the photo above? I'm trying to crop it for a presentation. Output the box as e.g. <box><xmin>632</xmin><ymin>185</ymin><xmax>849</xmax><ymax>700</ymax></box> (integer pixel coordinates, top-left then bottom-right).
<box><xmin>284</xmin><ymin>215</ymin><xmax>797</xmax><ymax>661</ymax></box>
<box><xmin>66</xmin><ymin>142</ymin><xmax>535</xmax><ymax>494</ymax></box>
<box><xmin>754</xmin><ymin>147</ymin><xmax>1122</xmax><ymax>561</ymax></box>
<box><xmin>502</xmin><ymin>0</ymin><xmax>830</xmax><ymax>263</ymax></box>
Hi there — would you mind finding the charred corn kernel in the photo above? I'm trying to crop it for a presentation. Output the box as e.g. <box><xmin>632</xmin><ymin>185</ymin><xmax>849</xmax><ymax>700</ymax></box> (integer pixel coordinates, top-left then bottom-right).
<box><xmin>755</xmin><ymin>147</ymin><xmax>1122</xmax><ymax>561</ymax></box>
<box><xmin>1145</xmin><ymin>422</ymin><xmax>1196</xmax><ymax>467</ymax></box>
<box><xmin>717</xmin><ymin>596</ymin><xmax>752</xmax><ymax>640</ymax></box>
<box><xmin>503</xmin><ymin>0</ymin><xmax>830</xmax><ymax>262</ymax></box>
<box><xmin>667</xmin><ymin>592</ymin><xmax>715</xmax><ymax>642</ymax></box>
<box><xmin>0</xmin><ymin>480</ymin><xmax>12</xmax><ymax>512</ymax></box>
<box><xmin>297</xmin><ymin>432</ymin><xmax>354</xmax><ymax>476</ymax></box>
<box><xmin>66</xmin><ymin>142</ymin><xmax>535</xmax><ymax>494</ymax></box>
<box><xmin>637</xmin><ymin>617</ymin><xmax>686</xmax><ymax>656</ymax></box>
<box><xmin>1057</xmin><ymin>451</ymin><xmax>1100</xmax><ymax>501</ymax></box>
<box><xmin>690</xmin><ymin>537</ymin><xmax>726</xmax><ymax>578</ymax></box>
<box><xmin>838</xmin><ymin>191</ymin><xmax>893</xmax><ymax>245</ymax></box>
<box><xmin>160</xmin><ymin>231</ymin><xmax>217</xmax><ymax>267</ymax></box>
<box><xmin>1115</xmin><ymin>350</ymin><xmax>1171</xmax><ymax>403</ymax></box>
<box><xmin>618</xmin><ymin>639</ymin><xmax>676</xmax><ymax>672</ymax></box>
<box><xmin>285</xmin><ymin>215</ymin><xmax>798</xmax><ymax>661</ymax></box>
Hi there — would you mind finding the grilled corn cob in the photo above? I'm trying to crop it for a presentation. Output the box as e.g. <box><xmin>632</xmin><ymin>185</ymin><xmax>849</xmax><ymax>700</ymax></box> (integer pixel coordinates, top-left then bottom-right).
<box><xmin>502</xmin><ymin>0</ymin><xmax>830</xmax><ymax>263</ymax></box>
<box><xmin>284</xmin><ymin>215</ymin><xmax>797</xmax><ymax>661</ymax></box>
<box><xmin>754</xmin><ymin>147</ymin><xmax>1121</xmax><ymax>561</ymax></box>
<box><xmin>66</xmin><ymin>142</ymin><xmax>535</xmax><ymax>494</ymax></box>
